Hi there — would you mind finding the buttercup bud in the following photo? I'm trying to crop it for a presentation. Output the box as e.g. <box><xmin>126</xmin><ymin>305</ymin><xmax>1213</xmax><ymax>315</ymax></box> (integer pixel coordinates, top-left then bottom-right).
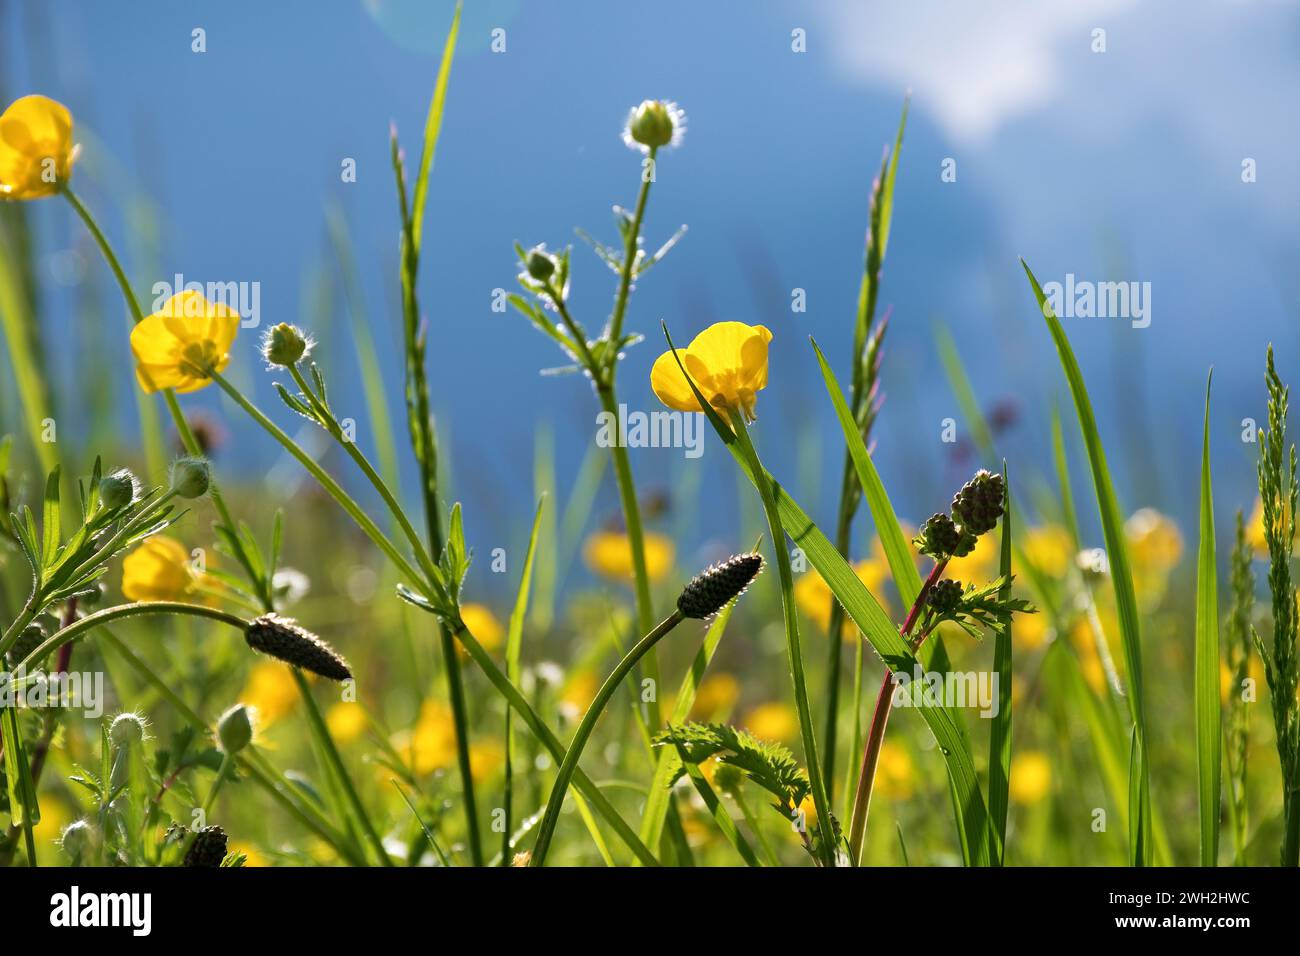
<box><xmin>184</xmin><ymin>825</ymin><xmax>228</xmax><ymax>867</ymax></box>
<box><xmin>60</xmin><ymin>820</ymin><xmax>95</xmax><ymax>859</ymax></box>
<box><xmin>623</xmin><ymin>99</ymin><xmax>685</xmax><ymax>153</ymax></box>
<box><xmin>99</xmin><ymin>468</ymin><xmax>137</xmax><ymax>510</ymax></box>
<box><xmin>169</xmin><ymin>456</ymin><xmax>210</xmax><ymax>499</ymax></box>
<box><xmin>677</xmin><ymin>552</ymin><xmax>764</xmax><ymax>619</ymax></box>
<box><xmin>109</xmin><ymin>711</ymin><xmax>147</xmax><ymax>749</ymax></box>
<box><xmin>217</xmin><ymin>703</ymin><xmax>253</xmax><ymax>754</ymax></box>
<box><xmin>7</xmin><ymin>623</ymin><xmax>46</xmax><ymax>666</ymax></box>
<box><xmin>525</xmin><ymin>245</ymin><xmax>556</xmax><ymax>281</ymax></box>
<box><xmin>261</xmin><ymin>322</ymin><xmax>311</xmax><ymax>367</ymax></box>
<box><xmin>244</xmin><ymin>613</ymin><xmax>351</xmax><ymax>681</ymax></box>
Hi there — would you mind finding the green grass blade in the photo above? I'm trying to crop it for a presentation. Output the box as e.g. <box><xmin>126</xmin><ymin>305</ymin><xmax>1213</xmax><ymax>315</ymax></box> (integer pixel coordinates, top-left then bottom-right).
<box><xmin>637</xmin><ymin>603</ymin><xmax>735</xmax><ymax>855</ymax></box>
<box><xmin>811</xmin><ymin>337</ymin><xmax>922</xmax><ymax>605</ymax></box>
<box><xmin>936</xmin><ymin>323</ymin><xmax>996</xmax><ymax>463</ymax></box>
<box><xmin>988</xmin><ymin>463</ymin><xmax>1013</xmax><ymax>865</ymax></box>
<box><xmin>1195</xmin><ymin>369</ymin><xmax>1221</xmax><ymax>866</ymax></box>
<box><xmin>1050</xmin><ymin>405</ymin><xmax>1081</xmax><ymax>548</ymax></box>
<box><xmin>0</xmin><ymin>230</ymin><xmax>58</xmax><ymax>474</ymax></box>
<box><xmin>410</xmin><ymin>1</ymin><xmax>461</xmax><ymax>254</ymax></box>
<box><xmin>1021</xmin><ymin>258</ymin><xmax>1150</xmax><ymax>866</ymax></box>
<box><xmin>503</xmin><ymin>497</ymin><xmax>545</xmax><ymax>859</ymax></box>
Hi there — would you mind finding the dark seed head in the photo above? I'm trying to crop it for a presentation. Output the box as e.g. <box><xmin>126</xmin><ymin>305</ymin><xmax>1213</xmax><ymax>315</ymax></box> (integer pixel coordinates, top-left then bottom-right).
<box><xmin>184</xmin><ymin>825</ymin><xmax>228</xmax><ymax>868</ymax></box>
<box><xmin>677</xmin><ymin>553</ymin><xmax>764</xmax><ymax>619</ymax></box>
<box><xmin>244</xmin><ymin>613</ymin><xmax>351</xmax><ymax>681</ymax></box>
<box><xmin>917</xmin><ymin>513</ymin><xmax>961</xmax><ymax>558</ymax></box>
<box><xmin>951</xmin><ymin>470</ymin><xmax>1005</xmax><ymax>537</ymax></box>
<box><xmin>927</xmin><ymin>579</ymin><xmax>965</xmax><ymax>615</ymax></box>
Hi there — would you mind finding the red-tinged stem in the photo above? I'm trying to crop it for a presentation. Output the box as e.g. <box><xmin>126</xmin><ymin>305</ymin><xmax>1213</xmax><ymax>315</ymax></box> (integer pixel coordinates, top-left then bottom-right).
<box><xmin>847</xmin><ymin>558</ymin><xmax>948</xmax><ymax>865</ymax></box>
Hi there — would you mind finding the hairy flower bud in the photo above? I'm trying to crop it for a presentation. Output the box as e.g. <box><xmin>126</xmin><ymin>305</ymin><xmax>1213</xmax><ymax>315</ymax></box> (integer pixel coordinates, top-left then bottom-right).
<box><xmin>624</xmin><ymin>99</ymin><xmax>683</xmax><ymax>151</ymax></box>
<box><xmin>60</xmin><ymin>820</ymin><xmax>95</xmax><ymax>859</ymax></box>
<box><xmin>169</xmin><ymin>456</ymin><xmax>210</xmax><ymax>499</ymax></box>
<box><xmin>217</xmin><ymin>703</ymin><xmax>253</xmax><ymax>754</ymax></box>
<box><xmin>951</xmin><ymin>469</ymin><xmax>1005</xmax><ymax>537</ymax></box>
<box><xmin>244</xmin><ymin>613</ymin><xmax>351</xmax><ymax>681</ymax></box>
<box><xmin>261</xmin><ymin>322</ymin><xmax>311</xmax><ymax>367</ymax></box>
<box><xmin>184</xmin><ymin>825</ymin><xmax>228</xmax><ymax>867</ymax></box>
<box><xmin>7</xmin><ymin>623</ymin><xmax>46</xmax><ymax>666</ymax></box>
<box><xmin>109</xmin><ymin>711</ymin><xmax>147</xmax><ymax>749</ymax></box>
<box><xmin>524</xmin><ymin>245</ymin><xmax>556</xmax><ymax>281</ymax></box>
<box><xmin>677</xmin><ymin>553</ymin><xmax>764</xmax><ymax>619</ymax></box>
<box><xmin>99</xmin><ymin>468</ymin><xmax>138</xmax><ymax>510</ymax></box>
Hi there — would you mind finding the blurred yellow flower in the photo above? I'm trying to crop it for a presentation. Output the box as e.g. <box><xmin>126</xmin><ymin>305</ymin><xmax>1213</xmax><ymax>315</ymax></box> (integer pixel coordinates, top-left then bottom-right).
<box><xmin>689</xmin><ymin>673</ymin><xmax>740</xmax><ymax>720</ymax></box>
<box><xmin>1016</xmin><ymin>610</ymin><xmax>1050</xmax><ymax>651</ymax></box>
<box><xmin>875</xmin><ymin>741</ymin><xmax>915</xmax><ymax>800</ymax></box>
<box><xmin>31</xmin><ymin>799</ymin><xmax>71</xmax><ymax>851</ymax></box>
<box><xmin>458</xmin><ymin>603</ymin><xmax>503</xmax><ymax>656</ymax></box>
<box><xmin>1018</xmin><ymin>524</ymin><xmax>1073</xmax><ymax>579</ymax></box>
<box><xmin>794</xmin><ymin>559</ymin><xmax>885</xmax><ymax>635</ymax></box>
<box><xmin>744</xmin><ymin>701</ymin><xmax>798</xmax><ymax>744</ymax></box>
<box><xmin>1126</xmin><ymin>508</ymin><xmax>1183</xmax><ymax>569</ymax></box>
<box><xmin>560</xmin><ymin>670</ymin><xmax>599</xmax><ymax>721</ymax></box>
<box><xmin>944</xmin><ymin>531</ymin><xmax>998</xmax><ymax>584</ymax></box>
<box><xmin>583</xmin><ymin>529</ymin><xmax>674</xmax><ymax>583</ymax></box>
<box><xmin>794</xmin><ymin>794</ymin><xmax>818</xmax><ymax>831</ymax></box>
<box><xmin>650</xmin><ymin>321</ymin><xmax>773</xmax><ymax>422</ymax></box>
<box><xmin>1069</xmin><ymin>618</ymin><xmax>1108</xmax><ymax>695</ymax></box>
<box><xmin>229</xmin><ymin>841</ymin><xmax>269</xmax><ymax>867</ymax></box>
<box><xmin>130</xmin><ymin>291</ymin><xmax>240</xmax><ymax>394</ymax></box>
<box><xmin>1009</xmin><ymin>750</ymin><xmax>1053</xmax><ymax>805</ymax></box>
<box><xmin>121</xmin><ymin>536</ymin><xmax>197</xmax><ymax>603</ymax></box>
<box><xmin>469</xmin><ymin>739</ymin><xmax>504</xmax><ymax>783</ymax></box>
<box><xmin>397</xmin><ymin>699</ymin><xmax>456</xmax><ymax>776</ymax></box>
<box><xmin>1247</xmin><ymin>497</ymin><xmax>1297</xmax><ymax>556</ymax></box>
<box><xmin>240</xmin><ymin>661</ymin><xmax>298</xmax><ymax>727</ymax></box>
<box><xmin>0</xmin><ymin>95</ymin><xmax>75</xmax><ymax>199</ymax></box>
<box><xmin>325</xmin><ymin>702</ymin><xmax>368</xmax><ymax>745</ymax></box>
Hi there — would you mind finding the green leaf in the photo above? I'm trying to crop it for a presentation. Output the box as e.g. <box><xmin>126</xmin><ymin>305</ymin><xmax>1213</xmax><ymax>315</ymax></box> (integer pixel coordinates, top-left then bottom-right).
<box><xmin>811</xmin><ymin>337</ymin><xmax>921</xmax><ymax>606</ymax></box>
<box><xmin>410</xmin><ymin>1</ymin><xmax>461</xmax><ymax>254</ymax></box>
<box><xmin>40</xmin><ymin>466</ymin><xmax>61</xmax><ymax>569</ymax></box>
<box><xmin>1195</xmin><ymin>369</ymin><xmax>1221</xmax><ymax>866</ymax></box>
<box><xmin>1</xmin><ymin>704</ymin><xmax>40</xmax><ymax>827</ymax></box>
<box><xmin>987</xmin><ymin>463</ymin><xmax>1013</xmax><ymax>866</ymax></box>
<box><xmin>1021</xmin><ymin>258</ymin><xmax>1151</xmax><ymax>866</ymax></box>
<box><xmin>670</xmin><ymin>741</ymin><xmax>761</xmax><ymax>867</ymax></box>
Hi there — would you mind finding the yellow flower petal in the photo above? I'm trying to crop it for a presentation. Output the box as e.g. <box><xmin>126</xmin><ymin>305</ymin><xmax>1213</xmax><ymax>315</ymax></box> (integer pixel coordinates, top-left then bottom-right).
<box><xmin>129</xmin><ymin>291</ymin><xmax>240</xmax><ymax>394</ymax></box>
<box><xmin>121</xmin><ymin>536</ymin><xmax>195</xmax><ymax>603</ymax></box>
<box><xmin>583</xmin><ymin>529</ymin><xmax>675</xmax><ymax>583</ymax></box>
<box><xmin>0</xmin><ymin>95</ymin><xmax>75</xmax><ymax>200</ymax></box>
<box><xmin>650</xmin><ymin>321</ymin><xmax>772</xmax><ymax>419</ymax></box>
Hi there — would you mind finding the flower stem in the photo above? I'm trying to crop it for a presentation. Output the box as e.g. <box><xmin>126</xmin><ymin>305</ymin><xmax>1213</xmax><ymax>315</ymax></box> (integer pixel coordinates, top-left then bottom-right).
<box><xmin>729</xmin><ymin>411</ymin><xmax>837</xmax><ymax>866</ymax></box>
<box><xmin>208</xmin><ymin>371</ymin><xmax>427</xmax><ymax>589</ymax></box>
<box><xmin>530</xmin><ymin>609</ymin><xmax>683</xmax><ymax>866</ymax></box>
<box><xmin>846</xmin><ymin>557</ymin><xmax>947</xmax><ymax>865</ymax></box>
<box><xmin>608</xmin><ymin>149</ymin><xmax>655</xmax><ymax>347</ymax></box>
<box><xmin>290</xmin><ymin>668</ymin><xmax>394</xmax><ymax>866</ymax></box>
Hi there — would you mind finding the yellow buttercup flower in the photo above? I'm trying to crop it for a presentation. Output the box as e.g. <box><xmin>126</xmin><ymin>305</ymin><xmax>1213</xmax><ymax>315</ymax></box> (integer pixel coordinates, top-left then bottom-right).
<box><xmin>0</xmin><ymin>95</ymin><xmax>76</xmax><ymax>200</ymax></box>
<box><xmin>794</xmin><ymin>559</ymin><xmax>886</xmax><ymax>635</ymax></box>
<box><xmin>395</xmin><ymin>700</ymin><xmax>457</xmax><ymax>776</ymax></box>
<box><xmin>239</xmin><ymin>661</ymin><xmax>299</xmax><ymax>728</ymax></box>
<box><xmin>1009</xmin><ymin>750</ymin><xmax>1053</xmax><ymax>805</ymax></box>
<box><xmin>651</xmin><ymin>321</ymin><xmax>773</xmax><ymax>422</ymax></box>
<box><xmin>469</xmin><ymin>739</ymin><xmax>504</xmax><ymax>783</ymax></box>
<box><xmin>875</xmin><ymin>741</ymin><xmax>915</xmax><ymax>800</ymax></box>
<box><xmin>560</xmin><ymin>670</ymin><xmax>599</xmax><ymax>721</ymax></box>
<box><xmin>743</xmin><ymin>701</ymin><xmax>798</xmax><ymax>744</ymax></box>
<box><xmin>944</xmin><ymin>531</ymin><xmax>998</xmax><ymax>584</ymax></box>
<box><xmin>583</xmin><ymin>529</ymin><xmax>675</xmax><ymax>583</ymax></box>
<box><xmin>325</xmin><ymin>702</ymin><xmax>368</xmax><ymax>745</ymax></box>
<box><xmin>1017</xmin><ymin>524</ymin><xmax>1073</xmax><ymax>580</ymax></box>
<box><xmin>130</xmin><ymin>291</ymin><xmax>240</xmax><ymax>394</ymax></box>
<box><xmin>1015</xmin><ymin>610</ymin><xmax>1050</xmax><ymax>651</ymax></box>
<box><xmin>689</xmin><ymin>673</ymin><xmax>740</xmax><ymax>720</ymax></box>
<box><xmin>1247</xmin><ymin>497</ymin><xmax>1297</xmax><ymax>557</ymax></box>
<box><xmin>121</xmin><ymin>536</ymin><xmax>197</xmax><ymax>603</ymax></box>
<box><xmin>458</xmin><ymin>603</ymin><xmax>504</xmax><ymax>657</ymax></box>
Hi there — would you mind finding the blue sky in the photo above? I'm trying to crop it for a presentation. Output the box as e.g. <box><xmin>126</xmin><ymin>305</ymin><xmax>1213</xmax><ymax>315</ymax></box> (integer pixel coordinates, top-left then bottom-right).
<box><xmin>4</xmin><ymin>0</ymin><xmax>1299</xmax><ymax>574</ymax></box>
